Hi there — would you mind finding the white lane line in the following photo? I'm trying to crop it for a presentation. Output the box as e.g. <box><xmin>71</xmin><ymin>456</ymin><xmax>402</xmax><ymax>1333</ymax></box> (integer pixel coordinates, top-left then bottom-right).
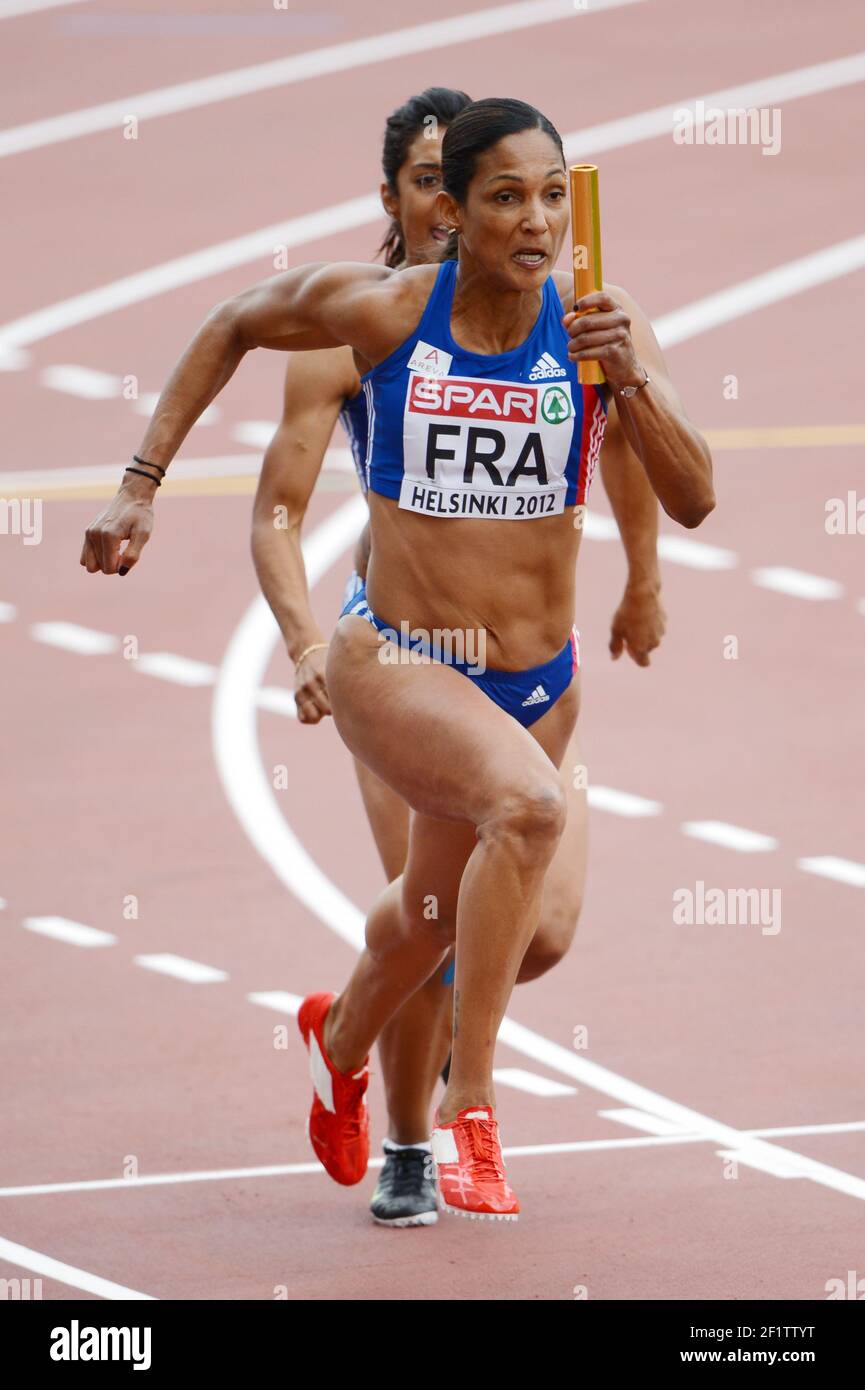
<box><xmin>0</xmin><ymin>898</ymin><xmax>7</xmax><ymax>909</ymax></box>
<box><xmin>30</xmin><ymin>621</ymin><xmax>118</xmax><ymax>654</ymax></box>
<box><xmin>495</xmin><ymin>1017</ymin><xmax>865</xmax><ymax>1201</ymax></box>
<box><xmin>233</xmin><ymin>421</ymin><xmax>276</xmax><ymax>450</ymax></box>
<box><xmin>0</xmin><ymin>344</ymin><xmax>29</xmax><ymax>369</ymax></box>
<box><xmin>0</xmin><ymin>0</ymin><xmax>641</xmax><ymax>158</ymax></box>
<box><xmin>0</xmin><ymin>0</ymin><xmax>88</xmax><ymax>17</ymax></box>
<box><xmin>5</xmin><ymin>1119</ymin><xmax>864</xmax><ymax>1198</ymax></box>
<box><xmin>0</xmin><ymin>1235</ymin><xmax>155</xmax><ymax>1300</ymax></box>
<box><xmin>248</xmin><ymin>990</ymin><xmax>304</xmax><ymax>1015</ymax></box>
<box><xmin>256</xmin><ymin>686</ymin><xmax>296</xmax><ymax>718</ymax></box>
<box><xmin>214</xmin><ymin>508</ymin><xmax>865</xmax><ymax>1206</ymax></box>
<box><xmin>656</xmin><ymin>235</ymin><xmax>865</xmax><ymax>349</ymax></box>
<box><xmin>0</xmin><ymin>449</ymin><xmax>349</xmax><ymax>492</ymax></box>
<box><xmin>0</xmin><ymin>457</ymin><xmax>256</xmax><ymax>490</ymax></box>
<box><xmin>681</xmin><ymin>821</ymin><xmax>779</xmax><ymax>853</ymax></box>
<box><xmin>587</xmin><ymin>786</ymin><xmax>663</xmax><ymax>818</ymax></box>
<box><xmin>600</xmin><ymin>1108</ymin><xmax>693</xmax><ymax>1136</ymax></box>
<box><xmin>2</xmin><ymin>54</ymin><xmax>863</xmax><ymax>353</ymax></box>
<box><xmin>586</xmin><ymin>517</ymin><xmax>737</xmax><ymax>570</ymax></box>
<box><xmin>0</xmin><ymin>195</ymin><xmax>382</xmax><ymax>350</ymax></box>
<box><xmin>580</xmin><ymin>512</ymin><xmax>738</xmax><ymax>571</ymax></box>
<box><xmin>0</xmin><ymin>602</ymin><xmax>16</xmax><ymax>622</ymax></box>
<box><xmin>134</xmin><ymin>954</ymin><xmax>228</xmax><ymax>983</ymax></box>
<box><xmin>40</xmin><ymin>364</ymin><xmax>121</xmax><ymax>399</ymax></box>
<box><xmin>758</xmin><ymin>1120</ymin><xmax>865</xmax><ymax>1139</ymax></box>
<box><xmin>0</xmin><ymin>1165</ymin><xmax>330</xmax><ymax>1197</ymax></box>
<box><xmin>751</xmin><ymin>566</ymin><xmax>844</xmax><ymax>600</ymax></box>
<box><xmin>582</xmin><ymin>512</ymin><xmax>619</xmax><ymax>541</ymax></box>
<box><xmin>324</xmin><ymin>450</ymin><xmax>357</xmax><ymax>474</ymax></box>
<box><xmin>493</xmin><ymin>1068</ymin><xmax>577</xmax><ymax>1097</ymax></box>
<box><xmin>563</xmin><ymin>51</ymin><xmax>865</xmax><ymax>162</ymax></box>
<box><xmin>234</xmin><ymin>424</ymin><xmax>351</xmax><ymax>462</ymax></box>
<box><xmin>24</xmin><ymin>617</ymin><xmax>304</xmax><ymax>718</ymax></box>
<box><xmin>22</xmin><ymin>916</ymin><xmax>116</xmax><ymax>947</ymax></box>
<box><xmin>715</xmin><ymin>1148</ymin><xmax>803</xmax><ymax>1179</ymax></box>
<box><xmin>798</xmin><ymin>856</ymin><xmax>865</xmax><ymax>888</ymax></box>
<box><xmin>657</xmin><ymin>535</ymin><xmax>738</xmax><ymax>571</ymax></box>
<box><xmin>131</xmin><ymin>392</ymin><xmax>220</xmax><ymax>425</ymax></box>
<box><xmin>133</xmin><ymin>652</ymin><xmax>217</xmax><ymax>686</ymax></box>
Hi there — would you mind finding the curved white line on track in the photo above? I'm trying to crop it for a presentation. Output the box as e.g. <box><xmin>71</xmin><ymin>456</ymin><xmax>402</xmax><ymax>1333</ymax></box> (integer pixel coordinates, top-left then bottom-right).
<box><xmin>212</xmin><ymin>271</ymin><xmax>865</xmax><ymax>1202</ymax></box>
<box><xmin>2</xmin><ymin>53</ymin><xmax>864</xmax><ymax>352</ymax></box>
<box><xmin>0</xmin><ymin>1234</ymin><xmax>155</xmax><ymax>1300</ymax></box>
<box><xmin>0</xmin><ymin>0</ymin><xmax>643</xmax><ymax>158</ymax></box>
<box><xmin>212</xmin><ymin>494</ymin><xmax>368</xmax><ymax>952</ymax></box>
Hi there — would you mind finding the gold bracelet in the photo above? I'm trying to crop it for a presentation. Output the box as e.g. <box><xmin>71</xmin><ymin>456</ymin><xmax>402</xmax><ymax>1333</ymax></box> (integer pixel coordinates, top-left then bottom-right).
<box><xmin>294</xmin><ymin>641</ymin><xmax>329</xmax><ymax>668</ymax></box>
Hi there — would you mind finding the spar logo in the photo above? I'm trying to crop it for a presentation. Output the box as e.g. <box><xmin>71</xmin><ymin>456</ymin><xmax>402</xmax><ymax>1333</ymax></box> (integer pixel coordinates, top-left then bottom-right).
<box><xmin>408</xmin><ymin>375</ymin><xmax>537</xmax><ymax>423</ymax></box>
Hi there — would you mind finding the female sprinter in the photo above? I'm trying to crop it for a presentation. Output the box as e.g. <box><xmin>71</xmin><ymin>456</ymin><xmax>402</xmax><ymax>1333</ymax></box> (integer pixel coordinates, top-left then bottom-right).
<box><xmin>250</xmin><ymin>89</ymin><xmax>665</xmax><ymax>1227</ymax></box>
<box><xmin>81</xmin><ymin>98</ymin><xmax>713</xmax><ymax>1222</ymax></box>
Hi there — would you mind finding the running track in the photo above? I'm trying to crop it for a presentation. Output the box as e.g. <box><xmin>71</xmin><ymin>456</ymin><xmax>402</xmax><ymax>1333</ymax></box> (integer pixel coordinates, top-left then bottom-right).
<box><xmin>1</xmin><ymin>0</ymin><xmax>864</xmax><ymax>1301</ymax></box>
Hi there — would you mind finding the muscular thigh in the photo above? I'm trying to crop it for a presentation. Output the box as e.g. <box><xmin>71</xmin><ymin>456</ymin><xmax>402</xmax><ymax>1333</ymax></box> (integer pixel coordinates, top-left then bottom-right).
<box><xmin>327</xmin><ymin>615</ymin><xmax>574</xmax><ymax>827</ymax></box>
<box><xmin>398</xmin><ymin>678</ymin><xmax>582</xmax><ymax>931</ymax></box>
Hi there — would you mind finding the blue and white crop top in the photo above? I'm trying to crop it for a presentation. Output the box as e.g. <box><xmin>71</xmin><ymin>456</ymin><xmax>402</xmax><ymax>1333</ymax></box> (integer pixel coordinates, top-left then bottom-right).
<box><xmin>351</xmin><ymin>259</ymin><xmax>606</xmax><ymax>521</ymax></box>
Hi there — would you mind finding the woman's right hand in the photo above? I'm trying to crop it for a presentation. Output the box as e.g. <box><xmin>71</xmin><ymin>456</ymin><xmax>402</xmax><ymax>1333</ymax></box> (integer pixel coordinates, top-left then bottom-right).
<box><xmin>294</xmin><ymin>644</ymin><xmax>332</xmax><ymax>724</ymax></box>
<box><xmin>80</xmin><ymin>471</ymin><xmax>157</xmax><ymax>575</ymax></box>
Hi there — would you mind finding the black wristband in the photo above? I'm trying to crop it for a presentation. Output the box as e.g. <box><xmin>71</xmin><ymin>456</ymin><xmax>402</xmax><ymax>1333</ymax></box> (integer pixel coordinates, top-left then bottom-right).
<box><xmin>125</xmin><ymin>466</ymin><xmax>161</xmax><ymax>487</ymax></box>
<box><xmin>133</xmin><ymin>455</ymin><xmax>166</xmax><ymax>476</ymax></box>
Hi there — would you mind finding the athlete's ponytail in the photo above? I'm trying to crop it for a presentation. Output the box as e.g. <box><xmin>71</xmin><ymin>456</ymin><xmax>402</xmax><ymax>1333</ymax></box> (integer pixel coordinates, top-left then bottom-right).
<box><xmin>377</xmin><ymin>86</ymin><xmax>472</xmax><ymax>269</ymax></box>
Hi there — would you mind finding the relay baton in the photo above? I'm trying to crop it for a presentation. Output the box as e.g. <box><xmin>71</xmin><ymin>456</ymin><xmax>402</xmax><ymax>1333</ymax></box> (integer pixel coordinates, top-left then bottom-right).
<box><xmin>569</xmin><ymin>163</ymin><xmax>605</xmax><ymax>387</ymax></box>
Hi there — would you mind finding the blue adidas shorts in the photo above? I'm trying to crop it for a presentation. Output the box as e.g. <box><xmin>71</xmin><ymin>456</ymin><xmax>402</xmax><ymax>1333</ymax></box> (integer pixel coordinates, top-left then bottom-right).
<box><xmin>339</xmin><ymin>580</ymin><xmax>578</xmax><ymax>729</ymax></box>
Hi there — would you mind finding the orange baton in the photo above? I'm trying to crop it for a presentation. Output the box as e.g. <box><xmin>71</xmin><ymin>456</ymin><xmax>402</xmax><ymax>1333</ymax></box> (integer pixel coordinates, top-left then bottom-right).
<box><xmin>569</xmin><ymin>163</ymin><xmax>605</xmax><ymax>387</ymax></box>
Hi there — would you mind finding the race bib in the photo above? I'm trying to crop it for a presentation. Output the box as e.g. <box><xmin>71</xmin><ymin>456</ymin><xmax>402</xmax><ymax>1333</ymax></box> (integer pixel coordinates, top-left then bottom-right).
<box><xmin>399</xmin><ymin>373</ymin><xmax>576</xmax><ymax>520</ymax></box>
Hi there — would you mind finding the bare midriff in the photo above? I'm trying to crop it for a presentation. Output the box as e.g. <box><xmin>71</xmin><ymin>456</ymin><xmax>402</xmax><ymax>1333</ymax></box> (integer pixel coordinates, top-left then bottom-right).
<box><xmin>365</xmin><ymin>491</ymin><xmax>583</xmax><ymax>670</ymax></box>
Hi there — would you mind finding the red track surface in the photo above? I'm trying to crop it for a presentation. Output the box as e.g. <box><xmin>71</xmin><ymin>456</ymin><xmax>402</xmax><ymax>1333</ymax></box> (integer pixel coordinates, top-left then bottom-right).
<box><xmin>1</xmin><ymin>0</ymin><xmax>864</xmax><ymax>1301</ymax></box>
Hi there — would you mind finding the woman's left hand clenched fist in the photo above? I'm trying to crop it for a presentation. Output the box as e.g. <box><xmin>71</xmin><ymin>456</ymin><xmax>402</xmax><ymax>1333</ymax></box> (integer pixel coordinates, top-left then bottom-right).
<box><xmin>563</xmin><ymin>291</ymin><xmax>645</xmax><ymax>389</ymax></box>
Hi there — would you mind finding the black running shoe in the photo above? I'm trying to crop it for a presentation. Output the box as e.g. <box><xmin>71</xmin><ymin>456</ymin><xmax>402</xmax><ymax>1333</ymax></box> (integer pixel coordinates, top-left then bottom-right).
<box><xmin>370</xmin><ymin>1146</ymin><xmax>438</xmax><ymax>1227</ymax></box>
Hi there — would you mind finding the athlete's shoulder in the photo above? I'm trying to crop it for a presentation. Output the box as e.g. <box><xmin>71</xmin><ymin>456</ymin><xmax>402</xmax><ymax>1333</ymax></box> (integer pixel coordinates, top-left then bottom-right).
<box><xmin>382</xmin><ymin>261</ymin><xmax>441</xmax><ymax>308</ymax></box>
<box><xmin>321</xmin><ymin>259</ymin><xmax>437</xmax><ymax>297</ymax></box>
<box><xmin>601</xmin><ymin>281</ymin><xmax>665</xmax><ymax>356</ymax></box>
<box><xmin>301</xmin><ymin>260</ymin><xmax>392</xmax><ymax>302</ymax></box>
<box><xmin>601</xmin><ymin>280</ymin><xmax>642</xmax><ymax>315</ymax></box>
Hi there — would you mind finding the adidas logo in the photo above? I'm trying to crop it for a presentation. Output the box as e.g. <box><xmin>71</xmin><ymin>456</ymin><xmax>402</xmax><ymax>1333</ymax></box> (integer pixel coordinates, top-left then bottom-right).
<box><xmin>521</xmin><ymin>684</ymin><xmax>550</xmax><ymax>707</ymax></box>
<box><xmin>528</xmin><ymin>352</ymin><xmax>566</xmax><ymax>381</ymax></box>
